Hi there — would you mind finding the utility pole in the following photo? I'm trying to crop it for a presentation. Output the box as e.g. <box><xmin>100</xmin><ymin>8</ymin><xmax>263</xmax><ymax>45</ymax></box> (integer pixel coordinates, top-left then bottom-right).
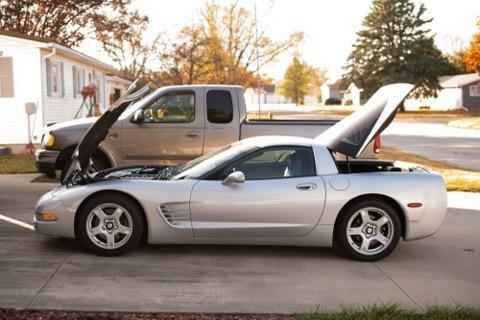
<box><xmin>254</xmin><ymin>1</ymin><xmax>261</xmax><ymax>117</ymax></box>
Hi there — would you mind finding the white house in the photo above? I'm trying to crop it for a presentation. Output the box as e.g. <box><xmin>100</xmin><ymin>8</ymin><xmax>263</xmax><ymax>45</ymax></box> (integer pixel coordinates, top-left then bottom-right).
<box><xmin>320</xmin><ymin>80</ymin><xmax>343</xmax><ymax>103</ymax></box>
<box><xmin>244</xmin><ymin>84</ymin><xmax>286</xmax><ymax>105</ymax></box>
<box><xmin>0</xmin><ymin>31</ymin><xmax>129</xmax><ymax>149</ymax></box>
<box><xmin>404</xmin><ymin>73</ymin><xmax>480</xmax><ymax>112</ymax></box>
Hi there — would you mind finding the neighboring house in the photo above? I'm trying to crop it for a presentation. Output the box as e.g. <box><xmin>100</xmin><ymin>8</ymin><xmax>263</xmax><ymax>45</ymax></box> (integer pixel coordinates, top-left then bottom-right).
<box><xmin>0</xmin><ymin>31</ymin><xmax>127</xmax><ymax>148</ymax></box>
<box><xmin>404</xmin><ymin>73</ymin><xmax>480</xmax><ymax>112</ymax></box>
<box><xmin>244</xmin><ymin>84</ymin><xmax>286</xmax><ymax>105</ymax></box>
<box><xmin>321</xmin><ymin>80</ymin><xmax>343</xmax><ymax>102</ymax></box>
<box><xmin>106</xmin><ymin>75</ymin><xmax>131</xmax><ymax>105</ymax></box>
<box><xmin>321</xmin><ymin>81</ymin><xmax>363</xmax><ymax>106</ymax></box>
<box><xmin>342</xmin><ymin>83</ymin><xmax>363</xmax><ymax>106</ymax></box>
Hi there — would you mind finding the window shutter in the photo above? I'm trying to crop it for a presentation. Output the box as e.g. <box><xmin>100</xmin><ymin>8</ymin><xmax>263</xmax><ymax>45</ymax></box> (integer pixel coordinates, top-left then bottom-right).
<box><xmin>45</xmin><ymin>58</ymin><xmax>52</xmax><ymax>97</ymax></box>
<box><xmin>81</xmin><ymin>69</ymin><xmax>85</xmax><ymax>89</ymax></box>
<box><xmin>0</xmin><ymin>57</ymin><xmax>14</xmax><ymax>97</ymax></box>
<box><xmin>72</xmin><ymin>66</ymin><xmax>77</xmax><ymax>98</ymax></box>
<box><xmin>60</xmin><ymin>62</ymin><xmax>65</xmax><ymax>97</ymax></box>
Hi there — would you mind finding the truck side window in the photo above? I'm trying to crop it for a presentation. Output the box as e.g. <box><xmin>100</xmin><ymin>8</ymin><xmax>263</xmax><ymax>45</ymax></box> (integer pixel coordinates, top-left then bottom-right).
<box><xmin>143</xmin><ymin>91</ymin><xmax>195</xmax><ymax>123</ymax></box>
<box><xmin>207</xmin><ymin>90</ymin><xmax>233</xmax><ymax>124</ymax></box>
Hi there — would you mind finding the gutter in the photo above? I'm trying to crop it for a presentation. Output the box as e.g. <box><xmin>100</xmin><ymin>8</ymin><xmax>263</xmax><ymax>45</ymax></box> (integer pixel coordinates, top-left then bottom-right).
<box><xmin>46</xmin><ymin>43</ymin><xmax>114</xmax><ymax>73</ymax></box>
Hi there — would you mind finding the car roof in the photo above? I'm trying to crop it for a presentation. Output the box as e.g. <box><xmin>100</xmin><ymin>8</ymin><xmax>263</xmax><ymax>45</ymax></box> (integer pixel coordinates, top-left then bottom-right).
<box><xmin>237</xmin><ymin>135</ymin><xmax>318</xmax><ymax>148</ymax></box>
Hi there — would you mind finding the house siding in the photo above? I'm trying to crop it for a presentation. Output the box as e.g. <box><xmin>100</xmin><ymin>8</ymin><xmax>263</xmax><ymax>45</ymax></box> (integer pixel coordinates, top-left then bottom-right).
<box><xmin>0</xmin><ymin>34</ymin><xmax>114</xmax><ymax>145</ymax></box>
<box><xmin>462</xmin><ymin>80</ymin><xmax>480</xmax><ymax>113</ymax></box>
<box><xmin>404</xmin><ymin>87</ymin><xmax>463</xmax><ymax>111</ymax></box>
<box><xmin>0</xmin><ymin>38</ymin><xmax>43</xmax><ymax>144</ymax></box>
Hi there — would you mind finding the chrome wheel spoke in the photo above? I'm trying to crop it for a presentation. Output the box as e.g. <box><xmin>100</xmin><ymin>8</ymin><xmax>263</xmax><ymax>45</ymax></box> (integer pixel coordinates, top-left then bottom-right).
<box><xmin>375</xmin><ymin>234</ymin><xmax>389</xmax><ymax>246</ymax></box>
<box><xmin>112</xmin><ymin>207</ymin><xmax>123</xmax><ymax>220</ymax></box>
<box><xmin>91</xmin><ymin>225</ymin><xmax>104</xmax><ymax>236</ymax></box>
<box><xmin>105</xmin><ymin>232</ymin><xmax>115</xmax><ymax>249</ymax></box>
<box><xmin>93</xmin><ymin>208</ymin><xmax>106</xmax><ymax>220</ymax></box>
<box><xmin>360</xmin><ymin>237</ymin><xmax>371</xmax><ymax>252</ymax></box>
<box><xmin>117</xmin><ymin>224</ymin><xmax>131</xmax><ymax>235</ymax></box>
<box><xmin>359</xmin><ymin>210</ymin><xmax>370</xmax><ymax>224</ymax></box>
<box><xmin>347</xmin><ymin>227</ymin><xmax>362</xmax><ymax>236</ymax></box>
<box><xmin>376</xmin><ymin>216</ymin><xmax>389</xmax><ymax>228</ymax></box>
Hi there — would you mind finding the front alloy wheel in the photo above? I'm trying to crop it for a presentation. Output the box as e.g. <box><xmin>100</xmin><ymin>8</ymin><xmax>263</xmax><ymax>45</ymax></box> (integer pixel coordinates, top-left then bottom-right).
<box><xmin>77</xmin><ymin>194</ymin><xmax>145</xmax><ymax>256</ymax></box>
<box><xmin>336</xmin><ymin>199</ymin><xmax>401</xmax><ymax>261</ymax></box>
<box><xmin>86</xmin><ymin>203</ymin><xmax>133</xmax><ymax>250</ymax></box>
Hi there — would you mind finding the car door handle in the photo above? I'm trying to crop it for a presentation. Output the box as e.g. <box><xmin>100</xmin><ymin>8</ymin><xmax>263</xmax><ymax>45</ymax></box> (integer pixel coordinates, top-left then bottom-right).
<box><xmin>296</xmin><ymin>183</ymin><xmax>317</xmax><ymax>191</ymax></box>
<box><xmin>186</xmin><ymin>133</ymin><xmax>199</xmax><ymax>138</ymax></box>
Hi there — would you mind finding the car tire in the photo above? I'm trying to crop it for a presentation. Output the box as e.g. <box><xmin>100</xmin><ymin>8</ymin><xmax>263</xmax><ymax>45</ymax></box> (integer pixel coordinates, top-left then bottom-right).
<box><xmin>76</xmin><ymin>193</ymin><xmax>145</xmax><ymax>256</ymax></box>
<box><xmin>335</xmin><ymin>199</ymin><xmax>401</xmax><ymax>261</ymax></box>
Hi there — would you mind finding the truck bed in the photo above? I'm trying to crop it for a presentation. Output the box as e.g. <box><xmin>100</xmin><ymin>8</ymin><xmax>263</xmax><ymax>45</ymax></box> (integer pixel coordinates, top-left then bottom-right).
<box><xmin>240</xmin><ymin>119</ymin><xmax>338</xmax><ymax>139</ymax></box>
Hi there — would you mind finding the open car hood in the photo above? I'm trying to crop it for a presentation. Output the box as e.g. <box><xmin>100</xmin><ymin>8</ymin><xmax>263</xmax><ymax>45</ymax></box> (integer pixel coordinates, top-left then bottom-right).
<box><xmin>315</xmin><ymin>83</ymin><xmax>414</xmax><ymax>158</ymax></box>
<box><xmin>62</xmin><ymin>81</ymin><xmax>151</xmax><ymax>185</ymax></box>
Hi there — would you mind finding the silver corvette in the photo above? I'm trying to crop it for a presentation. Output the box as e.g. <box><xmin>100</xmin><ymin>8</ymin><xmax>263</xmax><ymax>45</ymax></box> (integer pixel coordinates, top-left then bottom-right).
<box><xmin>34</xmin><ymin>82</ymin><xmax>447</xmax><ymax>261</ymax></box>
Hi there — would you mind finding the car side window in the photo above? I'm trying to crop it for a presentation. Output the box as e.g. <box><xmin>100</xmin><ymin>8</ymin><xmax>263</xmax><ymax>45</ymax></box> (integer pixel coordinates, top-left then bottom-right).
<box><xmin>143</xmin><ymin>91</ymin><xmax>195</xmax><ymax>123</ymax></box>
<box><xmin>207</xmin><ymin>90</ymin><xmax>233</xmax><ymax>124</ymax></box>
<box><xmin>227</xmin><ymin>146</ymin><xmax>316</xmax><ymax>180</ymax></box>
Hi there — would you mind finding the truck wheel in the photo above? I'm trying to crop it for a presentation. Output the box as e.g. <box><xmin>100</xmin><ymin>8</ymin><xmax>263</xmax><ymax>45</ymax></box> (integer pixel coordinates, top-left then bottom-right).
<box><xmin>335</xmin><ymin>199</ymin><xmax>401</xmax><ymax>261</ymax></box>
<box><xmin>76</xmin><ymin>193</ymin><xmax>145</xmax><ymax>256</ymax></box>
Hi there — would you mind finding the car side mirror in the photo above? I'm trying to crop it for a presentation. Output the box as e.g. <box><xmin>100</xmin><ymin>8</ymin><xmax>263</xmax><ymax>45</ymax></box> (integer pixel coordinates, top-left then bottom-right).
<box><xmin>131</xmin><ymin>109</ymin><xmax>144</xmax><ymax>123</ymax></box>
<box><xmin>222</xmin><ymin>171</ymin><xmax>245</xmax><ymax>185</ymax></box>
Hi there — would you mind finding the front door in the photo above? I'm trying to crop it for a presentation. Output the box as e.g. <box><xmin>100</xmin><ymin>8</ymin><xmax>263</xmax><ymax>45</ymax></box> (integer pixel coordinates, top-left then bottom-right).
<box><xmin>120</xmin><ymin>89</ymin><xmax>204</xmax><ymax>165</ymax></box>
<box><xmin>190</xmin><ymin>146</ymin><xmax>326</xmax><ymax>238</ymax></box>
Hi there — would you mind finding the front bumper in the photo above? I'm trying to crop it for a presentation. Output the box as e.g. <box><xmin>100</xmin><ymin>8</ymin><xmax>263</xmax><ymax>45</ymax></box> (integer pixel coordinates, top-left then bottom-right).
<box><xmin>34</xmin><ymin>187</ymin><xmax>76</xmax><ymax>238</ymax></box>
<box><xmin>35</xmin><ymin>149</ymin><xmax>60</xmax><ymax>175</ymax></box>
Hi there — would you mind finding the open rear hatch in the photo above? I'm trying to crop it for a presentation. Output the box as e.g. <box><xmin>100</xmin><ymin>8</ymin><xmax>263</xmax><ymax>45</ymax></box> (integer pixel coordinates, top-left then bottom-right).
<box><xmin>315</xmin><ymin>83</ymin><xmax>414</xmax><ymax>158</ymax></box>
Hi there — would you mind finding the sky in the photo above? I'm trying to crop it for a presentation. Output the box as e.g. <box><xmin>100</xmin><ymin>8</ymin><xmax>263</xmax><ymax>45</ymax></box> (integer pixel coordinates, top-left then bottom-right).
<box><xmin>81</xmin><ymin>0</ymin><xmax>480</xmax><ymax>82</ymax></box>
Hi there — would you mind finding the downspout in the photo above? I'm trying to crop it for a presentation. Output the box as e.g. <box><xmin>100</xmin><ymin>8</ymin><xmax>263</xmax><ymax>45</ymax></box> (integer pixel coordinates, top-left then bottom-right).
<box><xmin>40</xmin><ymin>46</ymin><xmax>56</xmax><ymax>129</ymax></box>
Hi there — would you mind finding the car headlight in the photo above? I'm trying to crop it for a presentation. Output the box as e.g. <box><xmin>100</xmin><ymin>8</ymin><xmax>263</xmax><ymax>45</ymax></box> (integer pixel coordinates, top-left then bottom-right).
<box><xmin>44</xmin><ymin>132</ymin><xmax>56</xmax><ymax>148</ymax></box>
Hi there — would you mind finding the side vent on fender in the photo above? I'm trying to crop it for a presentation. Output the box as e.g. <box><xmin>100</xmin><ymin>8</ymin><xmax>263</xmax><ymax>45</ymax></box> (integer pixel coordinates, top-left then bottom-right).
<box><xmin>159</xmin><ymin>202</ymin><xmax>190</xmax><ymax>228</ymax></box>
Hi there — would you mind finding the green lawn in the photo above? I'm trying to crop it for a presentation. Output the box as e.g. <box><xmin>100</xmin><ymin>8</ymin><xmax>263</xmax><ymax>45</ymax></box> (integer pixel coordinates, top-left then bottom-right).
<box><xmin>1</xmin><ymin>305</ymin><xmax>479</xmax><ymax>320</ymax></box>
<box><xmin>297</xmin><ymin>305</ymin><xmax>480</xmax><ymax>320</ymax></box>
<box><xmin>0</xmin><ymin>154</ymin><xmax>37</xmax><ymax>174</ymax></box>
<box><xmin>449</xmin><ymin>117</ymin><xmax>480</xmax><ymax>129</ymax></box>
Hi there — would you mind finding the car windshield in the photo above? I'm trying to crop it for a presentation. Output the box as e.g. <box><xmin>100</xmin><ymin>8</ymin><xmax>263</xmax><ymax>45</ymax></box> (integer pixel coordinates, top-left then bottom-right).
<box><xmin>161</xmin><ymin>142</ymin><xmax>256</xmax><ymax>180</ymax></box>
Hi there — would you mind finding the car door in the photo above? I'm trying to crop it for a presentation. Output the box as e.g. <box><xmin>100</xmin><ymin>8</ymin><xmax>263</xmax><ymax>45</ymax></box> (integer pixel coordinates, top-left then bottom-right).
<box><xmin>120</xmin><ymin>89</ymin><xmax>205</xmax><ymax>165</ymax></box>
<box><xmin>189</xmin><ymin>146</ymin><xmax>326</xmax><ymax>238</ymax></box>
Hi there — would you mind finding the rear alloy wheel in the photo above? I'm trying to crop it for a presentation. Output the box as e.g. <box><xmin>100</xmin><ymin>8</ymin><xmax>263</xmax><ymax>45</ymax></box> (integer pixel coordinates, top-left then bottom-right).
<box><xmin>76</xmin><ymin>194</ymin><xmax>145</xmax><ymax>256</ymax></box>
<box><xmin>335</xmin><ymin>199</ymin><xmax>401</xmax><ymax>261</ymax></box>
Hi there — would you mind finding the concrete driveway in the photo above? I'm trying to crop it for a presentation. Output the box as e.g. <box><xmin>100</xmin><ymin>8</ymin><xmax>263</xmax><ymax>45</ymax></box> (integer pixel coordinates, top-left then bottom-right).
<box><xmin>0</xmin><ymin>174</ymin><xmax>479</xmax><ymax>313</ymax></box>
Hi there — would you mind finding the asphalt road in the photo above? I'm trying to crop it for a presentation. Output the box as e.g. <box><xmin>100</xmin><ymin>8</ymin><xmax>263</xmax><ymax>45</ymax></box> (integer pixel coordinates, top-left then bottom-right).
<box><xmin>1</xmin><ymin>174</ymin><xmax>479</xmax><ymax>313</ymax></box>
<box><xmin>383</xmin><ymin>122</ymin><xmax>480</xmax><ymax>171</ymax></box>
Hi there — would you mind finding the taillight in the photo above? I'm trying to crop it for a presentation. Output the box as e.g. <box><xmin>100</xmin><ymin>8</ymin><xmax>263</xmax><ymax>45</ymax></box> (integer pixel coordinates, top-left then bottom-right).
<box><xmin>374</xmin><ymin>135</ymin><xmax>381</xmax><ymax>153</ymax></box>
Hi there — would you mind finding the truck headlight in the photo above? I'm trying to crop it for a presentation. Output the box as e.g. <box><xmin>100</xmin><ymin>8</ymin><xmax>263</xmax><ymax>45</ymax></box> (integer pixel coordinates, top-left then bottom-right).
<box><xmin>44</xmin><ymin>132</ymin><xmax>56</xmax><ymax>148</ymax></box>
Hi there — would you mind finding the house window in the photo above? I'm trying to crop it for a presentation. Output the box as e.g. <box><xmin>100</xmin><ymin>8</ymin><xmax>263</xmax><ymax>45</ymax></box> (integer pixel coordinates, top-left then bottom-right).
<box><xmin>469</xmin><ymin>84</ymin><xmax>480</xmax><ymax>97</ymax></box>
<box><xmin>46</xmin><ymin>58</ymin><xmax>64</xmax><ymax>97</ymax></box>
<box><xmin>72</xmin><ymin>66</ymin><xmax>85</xmax><ymax>98</ymax></box>
<box><xmin>0</xmin><ymin>57</ymin><xmax>14</xmax><ymax>97</ymax></box>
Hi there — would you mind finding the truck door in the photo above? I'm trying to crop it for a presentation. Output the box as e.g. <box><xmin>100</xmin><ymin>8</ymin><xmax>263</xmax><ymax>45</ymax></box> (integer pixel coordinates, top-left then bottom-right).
<box><xmin>120</xmin><ymin>88</ymin><xmax>205</xmax><ymax>165</ymax></box>
<box><xmin>202</xmin><ymin>88</ymin><xmax>241</xmax><ymax>154</ymax></box>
